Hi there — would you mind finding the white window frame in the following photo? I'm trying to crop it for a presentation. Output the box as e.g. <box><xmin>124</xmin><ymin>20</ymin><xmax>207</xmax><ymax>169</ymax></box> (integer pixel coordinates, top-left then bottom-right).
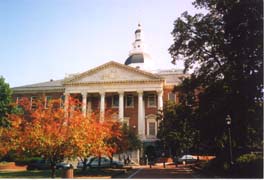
<box><xmin>44</xmin><ymin>96</ymin><xmax>52</xmax><ymax>109</ymax></box>
<box><xmin>168</xmin><ymin>92</ymin><xmax>176</xmax><ymax>102</ymax></box>
<box><xmin>147</xmin><ymin>94</ymin><xmax>157</xmax><ymax>108</ymax></box>
<box><xmin>146</xmin><ymin>117</ymin><xmax>157</xmax><ymax>137</ymax></box>
<box><xmin>112</xmin><ymin>95</ymin><xmax>119</xmax><ymax>108</ymax></box>
<box><xmin>30</xmin><ymin>96</ymin><xmax>37</xmax><ymax>109</ymax></box>
<box><xmin>125</xmin><ymin>95</ymin><xmax>134</xmax><ymax>108</ymax></box>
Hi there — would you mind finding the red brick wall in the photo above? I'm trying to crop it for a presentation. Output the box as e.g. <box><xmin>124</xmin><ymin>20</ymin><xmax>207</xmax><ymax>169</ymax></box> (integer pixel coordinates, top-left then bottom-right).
<box><xmin>12</xmin><ymin>86</ymin><xmax>180</xmax><ymax>136</ymax></box>
<box><xmin>163</xmin><ymin>86</ymin><xmax>179</xmax><ymax>104</ymax></box>
<box><xmin>12</xmin><ymin>92</ymin><xmax>63</xmax><ymax>102</ymax></box>
<box><xmin>124</xmin><ymin>95</ymin><xmax>138</xmax><ymax>133</ymax></box>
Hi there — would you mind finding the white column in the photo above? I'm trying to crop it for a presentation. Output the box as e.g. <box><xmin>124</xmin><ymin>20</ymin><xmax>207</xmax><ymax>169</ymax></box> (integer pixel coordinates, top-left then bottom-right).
<box><xmin>137</xmin><ymin>90</ymin><xmax>145</xmax><ymax>139</ymax></box>
<box><xmin>64</xmin><ymin>92</ymin><xmax>70</xmax><ymax>118</ymax></box>
<box><xmin>81</xmin><ymin>92</ymin><xmax>87</xmax><ymax>117</ymax></box>
<box><xmin>118</xmin><ymin>91</ymin><xmax>124</xmax><ymax>122</ymax></box>
<box><xmin>100</xmin><ymin>91</ymin><xmax>105</xmax><ymax>122</ymax></box>
<box><xmin>157</xmin><ymin>90</ymin><xmax>163</xmax><ymax>110</ymax></box>
<box><xmin>64</xmin><ymin>92</ymin><xmax>69</xmax><ymax>112</ymax></box>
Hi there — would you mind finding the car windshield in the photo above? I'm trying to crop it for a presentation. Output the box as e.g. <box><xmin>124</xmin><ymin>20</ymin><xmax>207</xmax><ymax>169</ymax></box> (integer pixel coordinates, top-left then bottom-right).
<box><xmin>181</xmin><ymin>155</ymin><xmax>193</xmax><ymax>159</ymax></box>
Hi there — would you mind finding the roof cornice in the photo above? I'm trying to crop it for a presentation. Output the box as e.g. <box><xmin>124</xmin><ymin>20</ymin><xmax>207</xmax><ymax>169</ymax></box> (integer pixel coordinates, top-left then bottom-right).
<box><xmin>63</xmin><ymin>61</ymin><xmax>162</xmax><ymax>84</ymax></box>
<box><xmin>64</xmin><ymin>79</ymin><xmax>164</xmax><ymax>86</ymax></box>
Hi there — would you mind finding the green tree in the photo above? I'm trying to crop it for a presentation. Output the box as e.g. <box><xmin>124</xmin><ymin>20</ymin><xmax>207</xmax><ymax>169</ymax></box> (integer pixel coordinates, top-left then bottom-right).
<box><xmin>118</xmin><ymin>123</ymin><xmax>141</xmax><ymax>153</ymax></box>
<box><xmin>157</xmin><ymin>99</ymin><xmax>199</xmax><ymax>156</ymax></box>
<box><xmin>169</xmin><ymin>0</ymin><xmax>263</xmax><ymax>156</ymax></box>
<box><xmin>0</xmin><ymin>76</ymin><xmax>13</xmax><ymax>127</ymax></box>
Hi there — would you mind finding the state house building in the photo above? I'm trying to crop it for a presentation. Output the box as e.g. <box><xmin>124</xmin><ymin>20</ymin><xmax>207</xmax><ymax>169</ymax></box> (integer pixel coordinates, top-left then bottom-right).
<box><xmin>12</xmin><ymin>24</ymin><xmax>189</xmax><ymax>160</ymax></box>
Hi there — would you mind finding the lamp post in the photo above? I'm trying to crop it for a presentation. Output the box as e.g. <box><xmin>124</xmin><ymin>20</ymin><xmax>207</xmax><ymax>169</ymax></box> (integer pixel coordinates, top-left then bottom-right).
<box><xmin>226</xmin><ymin>115</ymin><xmax>234</xmax><ymax>166</ymax></box>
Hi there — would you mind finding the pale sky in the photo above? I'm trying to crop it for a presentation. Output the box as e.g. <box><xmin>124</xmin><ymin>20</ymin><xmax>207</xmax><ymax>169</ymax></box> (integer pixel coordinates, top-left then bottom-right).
<box><xmin>0</xmin><ymin>0</ymin><xmax>204</xmax><ymax>87</ymax></box>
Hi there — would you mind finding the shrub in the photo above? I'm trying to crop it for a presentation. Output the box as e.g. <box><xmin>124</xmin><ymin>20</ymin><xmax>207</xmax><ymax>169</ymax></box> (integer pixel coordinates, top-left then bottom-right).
<box><xmin>236</xmin><ymin>153</ymin><xmax>258</xmax><ymax>164</ymax></box>
<box><xmin>233</xmin><ymin>153</ymin><xmax>263</xmax><ymax>178</ymax></box>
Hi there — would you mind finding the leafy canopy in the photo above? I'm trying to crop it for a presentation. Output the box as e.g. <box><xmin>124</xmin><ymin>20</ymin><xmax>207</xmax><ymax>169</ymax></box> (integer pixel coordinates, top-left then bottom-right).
<box><xmin>1</xmin><ymin>97</ymin><xmax>121</xmax><ymax>178</ymax></box>
<box><xmin>169</xmin><ymin>0</ymin><xmax>263</xmax><ymax>155</ymax></box>
<box><xmin>0</xmin><ymin>76</ymin><xmax>13</xmax><ymax>127</ymax></box>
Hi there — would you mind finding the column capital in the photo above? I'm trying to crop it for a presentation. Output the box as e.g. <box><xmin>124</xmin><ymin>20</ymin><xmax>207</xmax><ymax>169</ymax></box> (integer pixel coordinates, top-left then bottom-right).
<box><xmin>99</xmin><ymin>91</ymin><xmax>105</xmax><ymax>96</ymax></box>
<box><xmin>137</xmin><ymin>90</ymin><xmax>144</xmax><ymax>95</ymax></box>
<box><xmin>118</xmin><ymin>91</ymin><xmax>124</xmax><ymax>95</ymax></box>
<box><xmin>81</xmin><ymin>91</ymin><xmax>87</xmax><ymax>96</ymax></box>
<box><xmin>156</xmin><ymin>89</ymin><xmax>163</xmax><ymax>95</ymax></box>
<box><xmin>64</xmin><ymin>92</ymin><xmax>70</xmax><ymax>96</ymax></box>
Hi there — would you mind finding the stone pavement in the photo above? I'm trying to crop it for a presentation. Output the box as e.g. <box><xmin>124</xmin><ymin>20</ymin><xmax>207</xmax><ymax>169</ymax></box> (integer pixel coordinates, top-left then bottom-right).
<box><xmin>127</xmin><ymin>164</ymin><xmax>204</xmax><ymax>179</ymax></box>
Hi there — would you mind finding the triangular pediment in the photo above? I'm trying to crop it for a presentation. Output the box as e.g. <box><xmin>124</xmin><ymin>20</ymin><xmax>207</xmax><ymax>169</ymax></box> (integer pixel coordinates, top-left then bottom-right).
<box><xmin>64</xmin><ymin>61</ymin><xmax>162</xmax><ymax>85</ymax></box>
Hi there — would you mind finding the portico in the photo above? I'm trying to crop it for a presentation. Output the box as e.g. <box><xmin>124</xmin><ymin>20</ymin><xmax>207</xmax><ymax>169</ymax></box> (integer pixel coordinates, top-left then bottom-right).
<box><xmin>63</xmin><ymin>61</ymin><xmax>164</xmax><ymax>139</ymax></box>
<box><xmin>64</xmin><ymin>89</ymin><xmax>163</xmax><ymax>136</ymax></box>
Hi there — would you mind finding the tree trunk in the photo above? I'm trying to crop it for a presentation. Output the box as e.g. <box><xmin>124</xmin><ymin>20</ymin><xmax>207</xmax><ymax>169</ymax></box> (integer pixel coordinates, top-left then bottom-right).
<box><xmin>109</xmin><ymin>155</ymin><xmax>113</xmax><ymax>167</ymax></box>
<box><xmin>82</xmin><ymin>158</ymin><xmax>88</xmax><ymax>171</ymax></box>
<box><xmin>51</xmin><ymin>164</ymin><xmax>56</xmax><ymax>178</ymax></box>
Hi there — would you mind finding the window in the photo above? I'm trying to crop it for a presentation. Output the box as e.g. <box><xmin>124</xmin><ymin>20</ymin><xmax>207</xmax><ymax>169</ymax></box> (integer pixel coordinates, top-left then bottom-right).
<box><xmin>168</xmin><ymin>92</ymin><xmax>176</xmax><ymax>102</ymax></box>
<box><xmin>30</xmin><ymin>96</ymin><xmax>37</xmax><ymax>109</ymax></box>
<box><xmin>149</xmin><ymin>122</ymin><xmax>156</xmax><ymax>136</ymax></box>
<box><xmin>147</xmin><ymin>94</ymin><xmax>156</xmax><ymax>107</ymax></box>
<box><xmin>92</xmin><ymin>97</ymin><xmax>99</xmax><ymax>110</ymax></box>
<box><xmin>112</xmin><ymin>95</ymin><xmax>119</xmax><ymax>108</ymax></box>
<box><xmin>44</xmin><ymin>96</ymin><xmax>52</xmax><ymax>109</ymax></box>
<box><xmin>125</xmin><ymin>95</ymin><xmax>134</xmax><ymax>108</ymax></box>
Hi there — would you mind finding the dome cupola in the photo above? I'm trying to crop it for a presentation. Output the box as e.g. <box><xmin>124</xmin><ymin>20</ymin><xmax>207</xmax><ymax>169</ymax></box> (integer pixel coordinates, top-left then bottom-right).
<box><xmin>125</xmin><ymin>24</ymin><xmax>154</xmax><ymax>71</ymax></box>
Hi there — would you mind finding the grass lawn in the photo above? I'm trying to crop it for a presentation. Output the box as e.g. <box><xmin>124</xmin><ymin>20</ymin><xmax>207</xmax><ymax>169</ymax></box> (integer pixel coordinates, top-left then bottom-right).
<box><xmin>0</xmin><ymin>170</ymin><xmax>63</xmax><ymax>178</ymax></box>
<box><xmin>0</xmin><ymin>167</ymin><xmax>132</xmax><ymax>178</ymax></box>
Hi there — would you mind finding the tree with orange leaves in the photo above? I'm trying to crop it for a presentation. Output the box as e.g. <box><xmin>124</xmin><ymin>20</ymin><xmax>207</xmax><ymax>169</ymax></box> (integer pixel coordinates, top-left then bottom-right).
<box><xmin>1</xmin><ymin>97</ymin><xmax>121</xmax><ymax>178</ymax></box>
<box><xmin>73</xmin><ymin>110</ymin><xmax>121</xmax><ymax>170</ymax></box>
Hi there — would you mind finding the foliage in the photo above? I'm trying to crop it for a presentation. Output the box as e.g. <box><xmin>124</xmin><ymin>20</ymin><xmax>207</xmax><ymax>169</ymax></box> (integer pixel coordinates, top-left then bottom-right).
<box><xmin>116</xmin><ymin>123</ymin><xmax>141</xmax><ymax>153</ymax></box>
<box><xmin>0</xmin><ymin>97</ymin><xmax>121</xmax><ymax>178</ymax></box>
<box><xmin>236</xmin><ymin>153</ymin><xmax>261</xmax><ymax>164</ymax></box>
<box><xmin>157</xmin><ymin>101</ymin><xmax>199</xmax><ymax>155</ymax></box>
<box><xmin>203</xmin><ymin>152</ymin><xmax>263</xmax><ymax>178</ymax></box>
<box><xmin>169</xmin><ymin>0</ymin><xmax>263</xmax><ymax>156</ymax></box>
<box><xmin>233</xmin><ymin>153</ymin><xmax>263</xmax><ymax>178</ymax></box>
<box><xmin>0</xmin><ymin>76</ymin><xmax>13</xmax><ymax>127</ymax></box>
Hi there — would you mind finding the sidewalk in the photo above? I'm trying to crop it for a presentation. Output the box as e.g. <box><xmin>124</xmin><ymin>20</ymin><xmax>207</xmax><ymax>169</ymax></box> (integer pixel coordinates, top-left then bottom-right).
<box><xmin>127</xmin><ymin>164</ymin><xmax>201</xmax><ymax>179</ymax></box>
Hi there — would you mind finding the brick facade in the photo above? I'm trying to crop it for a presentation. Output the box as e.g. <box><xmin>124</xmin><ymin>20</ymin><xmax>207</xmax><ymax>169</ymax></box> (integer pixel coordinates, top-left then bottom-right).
<box><xmin>12</xmin><ymin>85</ymin><xmax>177</xmax><ymax>137</ymax></box>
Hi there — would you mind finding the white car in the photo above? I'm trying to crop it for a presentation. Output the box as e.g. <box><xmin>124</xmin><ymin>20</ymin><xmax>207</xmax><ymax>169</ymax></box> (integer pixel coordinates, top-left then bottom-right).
<box><xmin>89</xmin><ymin>157</ymin><xmax>124</xmax><ymax>168</ymax></box>
<box><xmin>56</xmin><ymin>162</ymin><xmax>71</xmax><ymax>169</ymax></box>
<box><xmin>178</xmin><ymin>155</ymin><xmax>197</xmax><ymax>164</ymax></box>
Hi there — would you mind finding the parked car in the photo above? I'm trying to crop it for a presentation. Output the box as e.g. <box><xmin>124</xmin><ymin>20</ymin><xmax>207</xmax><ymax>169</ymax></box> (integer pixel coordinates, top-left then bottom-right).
<box><xmin>178</xmin><ymin>155</ymin><xmax>197</xmax><ymax>164</ymax></box>
<box><xmin>88</xmin><ymin>157</ymin><xmax>124</xmax><ymax>168</ymax></box>
<box><xmin>77</xmin><ymin>161</ymin><xmax>90</xmax><ymax>169</ymax></box>
<box><xmin>77</xmin><ymin>157</ymin><xmax>95</xmax><ymax>169</ymax></box>
<box><xmin>56</xmin><ymin>162</ymin><xmax>71</xmax><ymax>169</ymax></box>
<box><xmin>27</xmin><ymin>159</ymin><xmax>50</xmax><ymax>170</ymax></box>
